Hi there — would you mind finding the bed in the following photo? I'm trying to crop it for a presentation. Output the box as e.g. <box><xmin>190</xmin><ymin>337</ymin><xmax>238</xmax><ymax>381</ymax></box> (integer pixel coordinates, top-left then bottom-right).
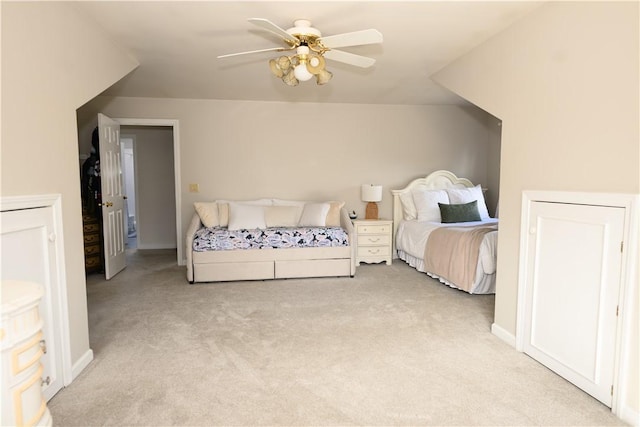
<box><xmin>391</xmin><ymin>170</ymin><xmax>498</xmax><ymax>294</ymax></box>
<box><xmin>185</xmin><ymin>199</ymin><xmax>356</xmax><ymax>283</ymax></box>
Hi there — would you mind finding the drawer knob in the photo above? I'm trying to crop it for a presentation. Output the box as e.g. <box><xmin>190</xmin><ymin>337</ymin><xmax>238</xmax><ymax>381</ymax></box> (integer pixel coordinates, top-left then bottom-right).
<box><xmin>368</xmin><ymin>237</ymin><xmax>380</xmax><ymax>243</ymax></box>
<box><xmin>369</xmin><ymin>249</ymin><xmax>380</xmax><ymax>254</ymax></box>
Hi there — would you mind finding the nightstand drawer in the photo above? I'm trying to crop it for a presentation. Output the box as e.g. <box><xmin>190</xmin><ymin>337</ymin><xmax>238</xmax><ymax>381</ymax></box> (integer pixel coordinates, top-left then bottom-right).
<box><xmin>357</xmin><ymin>224</ymin><xmax>390</xmax><ymax>234</ymax></box>
<box><xmin>359</xmin><ymin>246</ymin><xmax>390</xmax><ymax>257</ymax></box>
<box><xmin>357</xmin><ymin>234</ymin><xmax>391</xmax><ymax>246</ymax></box>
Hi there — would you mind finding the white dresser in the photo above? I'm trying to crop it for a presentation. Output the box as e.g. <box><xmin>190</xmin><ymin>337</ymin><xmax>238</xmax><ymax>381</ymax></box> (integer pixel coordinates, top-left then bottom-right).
<box><xmin>353</xmin><ymin>219</ymin><xmax>393</xmax><ymax>266</ymax></box>
<box><xmin>1</xmin><ymin>280</ymin><xmax>52</xmax><ymax>427</ymax></box>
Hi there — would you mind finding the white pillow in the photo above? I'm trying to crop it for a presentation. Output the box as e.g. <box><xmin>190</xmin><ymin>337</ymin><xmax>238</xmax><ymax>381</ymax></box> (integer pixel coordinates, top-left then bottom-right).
<box><xmin>446</xmin><ymin>185</ymin><xmax>490</xmax><ymax>220</ymax></box>
<box><xmin>193</xmin><ymin>202</ymin><xmax>219</xmax><ymax>228</ymax></box>
<box><xmin>412</xmin><ymin>190</ymin><xmax>450</xmax><ymax>222</ymax></box>
<box><xmin>264</xmin><ymin>206</ymin><xmax>302</xmax><ymax>227</ymax></box>
<box><xmin>218</xmin><ymin>199</ymin><xmax>272</xmax><ymax>227</ymax></box>
<box><xmin>227</xmin><ymin>203</ymin><xmax>266</xmax><ymax>231</ymax></box>
<box><xmin>298</xmin><ymin>202</ymin><xmax>330</xmax><ymax>227</ymax></box>
<box><xmin>399</xmin><ymin>192</ymin><xmax>417</xmax><ymax>220</ymax></box>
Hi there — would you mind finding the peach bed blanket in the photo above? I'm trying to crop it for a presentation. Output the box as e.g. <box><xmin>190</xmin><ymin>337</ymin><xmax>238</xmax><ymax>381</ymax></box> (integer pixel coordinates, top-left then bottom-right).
<box><xmin>424</xmin><ymin>224</ymin><xmax>499</xmax><ymax>293</ymax></box>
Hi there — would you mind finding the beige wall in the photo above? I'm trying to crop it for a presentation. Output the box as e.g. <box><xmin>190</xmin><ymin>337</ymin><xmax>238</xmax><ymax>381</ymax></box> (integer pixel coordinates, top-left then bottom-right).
<box><xmin>1</xmin><ymin>3</ymin><xmax>138</xmax><ymax>366</ymax></box>
<box><xmin>433</xmin><ymin>0</ymin><xmax>639</xmax><ymax>417</ymax></box>
<box><xmin>77</xmin><ymin>97</ymin><xmax>499</xmax><ymax>248</ymax></box>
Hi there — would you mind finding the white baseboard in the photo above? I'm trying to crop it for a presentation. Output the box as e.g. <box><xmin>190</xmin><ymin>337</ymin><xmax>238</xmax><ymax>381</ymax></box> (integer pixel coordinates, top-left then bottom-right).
<box><xmin>136</xmin><ymin>243</ymin><xmax>177</xmax><ymax>250</ymax></box>
<box><xmin>491</xmin><ymin>323</ymin><xmax>516</xmax><ymax>348</ymax></box>
<box><xmin>71</xmin><ymin>349</ymin><xmax>94</xmax><ymax>382</ymax></box>
<box><xmin>619</xmin><ymin>404</ymin><xmax>640</xmax><ymax>426</ymax></box>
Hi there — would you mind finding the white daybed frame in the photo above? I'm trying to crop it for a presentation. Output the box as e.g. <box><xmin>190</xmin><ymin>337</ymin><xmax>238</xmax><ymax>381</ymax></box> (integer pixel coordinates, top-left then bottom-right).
<box><xmin>186</xmin><ymin>208</ymin><xmax>356</xmax><ymax>283</ymax></box>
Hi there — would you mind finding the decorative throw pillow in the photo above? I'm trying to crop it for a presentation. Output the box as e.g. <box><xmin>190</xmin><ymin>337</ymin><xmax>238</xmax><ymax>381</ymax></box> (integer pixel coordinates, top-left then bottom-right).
<box><xmin>227</xmin><ymin>203</ymin><xmax>266</xmax><ymax>231</ymax></box>
<box><xmin>446</xmin><ymin>185</ymin><xmax>490</xmax><ymax>219</ymax></box>
<box><xmin>412</xmin><ymin>189</ymin><xmax>449</xmax><ymax>222</ymax></box>
<box><xmin>264</xmin><ymin>206</ymin><xmax>303</xmax><ymax>227</ymax></box>
<box><xmin>298</xmin><ymin>202</ymin><xmax>330</xmax><ymax>227</ymax></box>
<box><xmin>217</xmin><ymin>203</ymin><xmax>229</xmax><ymax>227</ymax></box>
<box><xmin>438</xmin><ymin>200</ymin><xmax>481</xmax><ymax>223</ymax></box>
<box><xmin>325</xmin><ymin>201</ymin><xmax>345</xmax><ymax>227</ymax></box>
<box><xmin>193</xmin><ymin>202</ymin><xmax>219</xmax><ymax>228</ymax></box>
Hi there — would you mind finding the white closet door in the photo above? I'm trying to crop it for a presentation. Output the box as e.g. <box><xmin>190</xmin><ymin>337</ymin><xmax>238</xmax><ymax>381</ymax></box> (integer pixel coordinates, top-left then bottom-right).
<box><xmin>523</xmin><ymin>201</ymin><xmax>624</xmax><ymax>406</ymax></box>
<box><xmin>1</xmin><ymin>206</ymin><xmax>64</xmax><ymax>401</ymax></box>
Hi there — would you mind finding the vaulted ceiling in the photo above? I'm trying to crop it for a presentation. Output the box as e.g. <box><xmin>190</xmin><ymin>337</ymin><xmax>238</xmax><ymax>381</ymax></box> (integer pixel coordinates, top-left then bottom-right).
<box><xmin>74</xmin><ymin>1</ymin><xmax>542</xmax><ymax>105</ymax></box>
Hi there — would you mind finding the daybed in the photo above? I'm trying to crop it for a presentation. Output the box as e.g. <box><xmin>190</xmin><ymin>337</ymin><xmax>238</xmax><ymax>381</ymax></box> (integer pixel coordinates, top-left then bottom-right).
<box><xmin>186</xmin><ymin>199</ymin><xmax>356</xmax><ymax>283</ymax></box>
<box><xmin>391</xmin><ymin>170</ymin><xmax>498</xmax><ymax>294</ymax></box>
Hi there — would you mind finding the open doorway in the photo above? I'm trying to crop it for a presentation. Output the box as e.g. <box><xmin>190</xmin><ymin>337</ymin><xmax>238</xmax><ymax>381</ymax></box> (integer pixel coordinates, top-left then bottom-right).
<box><xmin>121</xmin><ymin>135</ymin><xmax>137</xmax><ymax>249</ymax></box>
<box><xmin>120</xmin><ymin>125</ymin><xmax>176</xmax><ymax>253</ymax></box>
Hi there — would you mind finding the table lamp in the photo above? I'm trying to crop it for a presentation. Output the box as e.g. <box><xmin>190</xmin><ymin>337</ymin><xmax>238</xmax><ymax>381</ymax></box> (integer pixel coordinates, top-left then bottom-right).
<box><xmin>361</xmin><ymin>184</ymin><xmax>383</xmax><ymax>220</ymax></box>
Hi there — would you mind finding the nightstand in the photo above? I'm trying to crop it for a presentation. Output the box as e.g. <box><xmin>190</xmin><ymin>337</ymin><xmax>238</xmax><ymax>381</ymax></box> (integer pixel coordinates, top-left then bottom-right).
<box><xmin>353</xmin><ymin>219</ymin><xmax>392</xmax><ymax>266</ymax></box>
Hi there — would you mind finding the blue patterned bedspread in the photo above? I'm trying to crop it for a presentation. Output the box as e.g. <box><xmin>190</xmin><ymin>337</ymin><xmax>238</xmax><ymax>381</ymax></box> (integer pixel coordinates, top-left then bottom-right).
<box><xmin>193</xmin><ymin>226</ymin><xmax>349</xmax><ymax>252</ymax></box>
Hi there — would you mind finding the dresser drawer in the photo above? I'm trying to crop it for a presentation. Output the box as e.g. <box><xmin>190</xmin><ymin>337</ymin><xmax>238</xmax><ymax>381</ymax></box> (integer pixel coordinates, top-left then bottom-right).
<box><xmin>84</xmin><ymin>233</ymin><xmax>100</xmax><ymax>245</ymax></box>
<box><xmin>84</xmin><ymin>244</ymin><xmax>101</xmax><ymax>255</ymax></box>
<box><xmin>10</xmin><ymin>332</ymin><xmax>44</xmax><ymax>379</ymax></box>
<box><xmin>85</xmin><ymin>255</ymin><xmax>102</xmax><ymax>269</ymax></box>
<box><xmin>8</xmin><ymin>363</ymin><xmax>48</xmax><ymax>427</ymax></box>
<box><xmin>358</xmin><ymin>246</ymin><xmax>390</xmax><ymax>257</ymax></box>
<box><xmin>83</xmin><ymin>223</ymin><xmax>100</xmax><ymax>233</ymax></box>
<box><xmin>357</xmin><ymin>234</ymin><xmax>391</xmax><ymax>246</ymax></box>
<box><xmin>357</xmin><ymin>224</ymin><xmax>390</xmax><ymax>234</ymax></box>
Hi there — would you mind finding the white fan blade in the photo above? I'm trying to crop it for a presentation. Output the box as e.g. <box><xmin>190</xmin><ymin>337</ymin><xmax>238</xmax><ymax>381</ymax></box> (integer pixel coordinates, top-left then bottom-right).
<box><xmin>323</xmin><ymin>49</ymin><xmax>376</xmax><ymax>68</ymax></box>
<box><xmin>217</xmin><ymin>47</ymin><xmax>289</xmax><ymax>59</ymax></box>
<box><xmin>248</xmin><ymin>18</ymin><xmax>298</xmax><ymax>45</ymax></box>
<box><xmin>319</xmin><ymin>29</ymin><xmax>383</xmax><ymax>49</ymax></box>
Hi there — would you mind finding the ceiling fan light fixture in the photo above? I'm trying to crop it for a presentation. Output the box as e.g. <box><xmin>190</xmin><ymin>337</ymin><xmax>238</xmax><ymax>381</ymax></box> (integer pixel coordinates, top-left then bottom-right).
<box><xmin>306</xmin><ymin>54</ymin><xmax>325</xmax><ymax>75</ymax></box>
<box><xmin>282</xmin><ymin>70</ymin><xmax>299</xmax><ymax>86</ymax></box>
<box><xmin>276</xmin><ymin>55</ymin><xmax>291</xmax><ymax>71</ymax></box>
<box><xmin>293</xmin><ymin>62</ymin><xmax>314</xmax><ymax>81</ymax></box>
<box><xmin>316</xmin><ymin>69</ymin><xmax>333</xmax><ymax>85</ymax></box>
<box><xmin>269</xmin><ymin>59</ymin><xmax>284</xmax><ymax>78</ymax></box>
<box><xmin>222</xmin><ymin>18</ymin><xmax>382</xmax><ymax>88</ymax></box>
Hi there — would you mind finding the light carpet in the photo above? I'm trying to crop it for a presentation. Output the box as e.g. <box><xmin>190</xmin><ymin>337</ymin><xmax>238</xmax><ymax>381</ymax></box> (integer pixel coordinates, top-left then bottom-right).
<box><xmin>48</xmin><ymin>249</ymin><xmax>624</xmax><ymax>426</ymax></box>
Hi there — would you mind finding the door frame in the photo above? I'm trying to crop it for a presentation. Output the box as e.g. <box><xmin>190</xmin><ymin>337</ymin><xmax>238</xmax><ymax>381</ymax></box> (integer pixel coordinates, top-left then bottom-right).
<box><xmin>517</xmin><ymin>190</ymin><xmax>639</xmax><ymax>420</ymax></box>
<box><xmin>114</xmin><ymin>118</ymin><xmax>182</xmax><ymax>265</ymax></box>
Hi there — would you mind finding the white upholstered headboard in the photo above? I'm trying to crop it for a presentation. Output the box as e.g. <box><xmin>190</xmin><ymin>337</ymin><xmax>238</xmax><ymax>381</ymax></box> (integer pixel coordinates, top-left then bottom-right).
<box><xmin>390</xmin><ymin>170</ymin><xmax>475</xmax><ymax>255</ymax></box>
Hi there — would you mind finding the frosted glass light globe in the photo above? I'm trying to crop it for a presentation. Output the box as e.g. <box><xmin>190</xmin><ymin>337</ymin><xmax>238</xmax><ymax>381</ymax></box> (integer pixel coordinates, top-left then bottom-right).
<box><xmin>293</xmin><ymin>63</ymin><xmax>314</xmax><ymax>81</ymax></box>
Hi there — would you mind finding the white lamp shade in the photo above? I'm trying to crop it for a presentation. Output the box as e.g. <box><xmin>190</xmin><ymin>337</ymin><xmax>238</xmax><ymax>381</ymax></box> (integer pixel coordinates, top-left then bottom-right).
<box><xmin>361</xmin><ymin>184</ymin><xmax>383</xmax><ymax>202</ymax></box>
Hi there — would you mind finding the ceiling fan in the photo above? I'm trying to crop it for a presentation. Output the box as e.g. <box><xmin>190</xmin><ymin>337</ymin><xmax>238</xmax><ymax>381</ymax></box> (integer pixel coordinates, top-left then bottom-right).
<box><xmin>218</xmin><ymin>18</ymin><xmax>383</xmax><ymax>86</ymax></box>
